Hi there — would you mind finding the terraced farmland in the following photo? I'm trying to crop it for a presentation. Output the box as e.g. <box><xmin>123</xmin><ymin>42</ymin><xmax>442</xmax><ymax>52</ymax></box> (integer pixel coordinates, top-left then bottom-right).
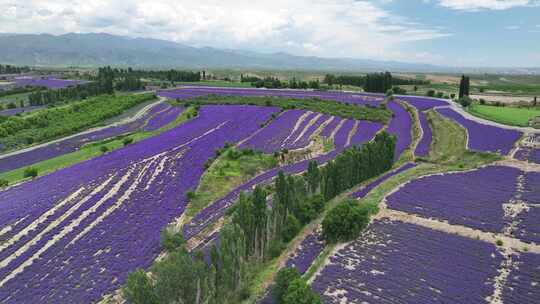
<box><xmin>1</xmin><ymin>84</ymin><xmax>538</xmax><ymax>304</ymax></box>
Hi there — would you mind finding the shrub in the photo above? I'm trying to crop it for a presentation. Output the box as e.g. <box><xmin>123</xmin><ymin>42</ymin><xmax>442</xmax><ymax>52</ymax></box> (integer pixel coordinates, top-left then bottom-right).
<box><xmin>123</xmin><ymin>269</ymin><xmax>158</xmax><ymax>304</ymax></box>
<box><xmin>458</xmin><ymin>96</ymin><xmax>472</xmax><ymax>108</ymax></box>
<box><xmin>322</xmin><ymin>199</ymin><xmax>370</xmax><ymax>243</ymax></box>
<box><xmin>426</xmin><ymin>90</ymin><xmax>436</xmax><ymax>97</ymax></box>
<box><xmin>283</xmin><ymin>277</ymin><xmax>322</xmax><ymax>304</ymax></box>
<box><xmin>160</xmin><ymin>229</ymin><xmax>185</xmax><ymax>251</ymax></box>
<box><xmin>282</xmin><ymin>214</ymin><xmax>301</xmax><ymax>242</ymax></box>
<box><xmin>274</xmin><ymin>267</ymin><xmax>301</xmax><ymax>303</ymax></box>
<box><xmin>23</xmin><ymin>167</ymin><xmax>38</xmax><ymax>179</ymax></box>
<box><xmin>0</xmin><ymin>179</ymin><xmax>8</xmax><ymax>188</ymax></box>
<box><xmin>100</xmin><ymin>146</ymin><xmax>109</xmax><ymax>153</ymax></box>
<box><xmin>123</xmin><ymin>137</ymin><xmax>134</xmax><ymax>146</ymax></box>
<box><xmin>186</xmin><ymin>189</ymin><xmax>196</xmax><ymax>201</ymax></box>
<box><xmin>496</xmin><ymin>239</ymin><xmax>503</xmax><ymax>246</ymax></box>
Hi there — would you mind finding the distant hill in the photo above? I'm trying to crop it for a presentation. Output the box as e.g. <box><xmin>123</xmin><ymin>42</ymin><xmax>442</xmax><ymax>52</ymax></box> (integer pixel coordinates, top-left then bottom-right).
<box><xmin>0</xmin><ymin>33</ymin><xmax>537</xmax><ymax>74</ymax></box>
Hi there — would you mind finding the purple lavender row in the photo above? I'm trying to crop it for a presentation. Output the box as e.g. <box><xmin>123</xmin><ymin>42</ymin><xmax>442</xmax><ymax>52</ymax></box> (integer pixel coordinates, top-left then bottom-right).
<box><xmin>311</xmin><ymin>219</ymin><xmax>503</xmax><ymax>304</ymax></box>
<box><xmin>514</xmin><ymin>147</ymin><xmax>540</xmax><ymax>164</ymax></box>
<box><xmin>350</xmin><ymin>162</ymin><xmax>417</xmax><ymax>199</ymax></box>
<box><xmin>288</xmin><ymin>114</ymin><xmax>330</xmax><ymax>149</ymax></box>
<box><xmin>387</xmin><ymin>101</ymin><xmax>413</xmax><ymax>160</ymax></box>
<box><xmin>285</xmin><ymin>231</ymin><xmax>325</xmax><ymax>275</ymax></box>
<box><xmin>0</xmin><ymin>102</ymin><xmax>171</xmax><ymax>173</ymax></box>
<box><xmin>436</xmin><ymin>108</ymin><xmax>522</xmax><ymax>155</ymax></box>
<box><xmin>502</xmin><ymin>252</ymin><xmax>540</xmax><ymax>303</ymax></box>
<box><xmin>239</xmin><ymin>109</ymin><xmax>307</xmax><ymax>153</ymax></box>
<box><xmin>415</xmin><ymin>111</ymin><xmax>432</xmax><ymax>157</ymax></box>
<box><xmin>514</xmin><ymin>172</ymin><xmax>540</xmax><ymax>244</ymax></box>
<box><xmin>0</xmin><ymin>105</ymin><xmax>278</xmax><ymax>303</ymax></box>
<box><xmin>386</xmin><ymin>166</ymin><xmax>521</xmax><ymax>233</ymax></box>
<box><xmin>13</xmin><ymin>77</ymin><xmax>87</xmax><ymax>89</ymax></box>
<box><xmin>398</xmin><ymin>96</ymin><xmax>448</xmax><ymax>111</ymax></box>
<box><xmin>143</xmin><ymin>106</ymin><xmax>184</xmax><ymax>131</ymax></box>
<box><xmin>157</xmin><ymin>86</ymin><xmax>383</xmax><ymax>107</ymax></box>
<box><xmin>0</xmin><ymin>106</ymin><xmax>45</xmax><ymax>117</ymax></box>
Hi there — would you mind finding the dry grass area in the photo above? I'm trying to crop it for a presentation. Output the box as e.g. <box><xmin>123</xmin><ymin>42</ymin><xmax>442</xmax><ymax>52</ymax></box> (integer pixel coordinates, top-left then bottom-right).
<box><xmin>470</xmin><ymin>94</ymin><xmax>536</xmax><ymax>105</ymax></box>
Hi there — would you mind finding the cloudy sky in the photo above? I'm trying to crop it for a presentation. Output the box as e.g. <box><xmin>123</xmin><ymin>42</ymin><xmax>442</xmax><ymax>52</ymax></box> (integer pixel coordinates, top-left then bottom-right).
<box><xmin>0</xmin><ymin>0</ymin><xmax>539</xmax><ymax>67</ymax></box>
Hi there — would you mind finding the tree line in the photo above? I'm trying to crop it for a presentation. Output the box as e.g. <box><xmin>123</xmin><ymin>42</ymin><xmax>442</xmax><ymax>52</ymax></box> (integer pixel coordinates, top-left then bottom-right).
<box><xmin>123</xmin><ymin>132</ymin><xmax>396</xmax><ymax>304</ymax></box>
<box><xmin>27</xmin><ymin>66</ymin><xmax>145</xmax><ymax>106</ymax></box>
<box><xmin>0</xmin><ymin>64</ymin><xmax>29</xmax><ymax>75</ymax></box>
<box><xmin>243</xmin><ymin>76</ymin><xmax>321</xmax><ymax>90</ymax></box>
<box><xmin>324</xmin><ymin>72</ymin><xmax>429</xmax><ymax>91</ymax></box>
<box><xmin>128</xmin><ymin>69</ymin><xmax>202</xmax><ymax>82</ymax></box>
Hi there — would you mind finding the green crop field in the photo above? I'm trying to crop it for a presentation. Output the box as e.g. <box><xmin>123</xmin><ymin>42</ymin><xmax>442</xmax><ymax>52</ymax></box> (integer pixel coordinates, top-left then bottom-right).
<box><xmin>467</xmin><ymin>104</ymin><xmax>540</xmax><ymax>127</ymax></box>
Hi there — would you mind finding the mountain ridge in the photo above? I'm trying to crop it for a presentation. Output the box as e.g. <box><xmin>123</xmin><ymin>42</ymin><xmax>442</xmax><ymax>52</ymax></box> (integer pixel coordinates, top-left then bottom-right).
<box><xmin>0</xmin><ymin>33</ymin><xmax>537</xmax><ymax>74</ymax></box>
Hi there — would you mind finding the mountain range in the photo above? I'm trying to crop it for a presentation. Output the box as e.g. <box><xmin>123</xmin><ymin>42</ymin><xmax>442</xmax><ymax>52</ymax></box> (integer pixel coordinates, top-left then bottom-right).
<box><xmin>0</xmin><ymin>33</ymin><xmax>537</xmax><ymax>74</ymax></box>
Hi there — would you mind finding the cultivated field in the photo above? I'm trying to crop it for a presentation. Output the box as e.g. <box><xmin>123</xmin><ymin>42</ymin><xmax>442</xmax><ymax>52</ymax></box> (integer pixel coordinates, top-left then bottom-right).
<box><xmin>0</xmin><ymin>83</ymin><xmax>538</xmax><ymax>304</ymax></box>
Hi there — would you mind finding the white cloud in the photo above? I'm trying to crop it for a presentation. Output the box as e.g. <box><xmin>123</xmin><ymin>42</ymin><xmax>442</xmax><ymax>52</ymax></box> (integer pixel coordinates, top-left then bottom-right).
<box><xmin>437</xmin><ymin>0</ymin><xmax>538</xmax><ymax>11</ymax></box>
<box><xmin>0</xmin><ymin>0</ymin><xmax>449</xmax><ymax>61</ymax></box>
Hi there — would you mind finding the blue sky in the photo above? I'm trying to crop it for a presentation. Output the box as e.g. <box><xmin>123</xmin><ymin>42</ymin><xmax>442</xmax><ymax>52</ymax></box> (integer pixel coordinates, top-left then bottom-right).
<box><xmin>0</xmin><ymin>0</ymin><xmax>538</xmax><ymax>67</ymax></box>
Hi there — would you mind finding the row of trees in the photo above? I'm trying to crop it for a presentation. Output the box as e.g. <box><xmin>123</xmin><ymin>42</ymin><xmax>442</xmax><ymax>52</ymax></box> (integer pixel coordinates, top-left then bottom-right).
<box><xmin>249</xmin><ymin>77</ymin><xmax>321</xmax><ymax>90</ymax></box>
<box><xmin>27</xmin><ymin>66</ymin><xmax>144</xmax><ymax>106</ymax></box>
<box><xmin>123</xmin><ymin>132</ymin><xmax>396</xmax><ymax>304</ymax></box>
<box><xmin>0</xmin><ymin>64</ymin><xmax>29</xmax><ymax>75</ymax></box>
<box><xmin>324</xmin><ymin>73</ymin><xmax>429</xmax><ymax>89</ymax></box>
<box><xmin>364</xmin><ymin>72</ymin><xmax>393</xmax><ymax>93</ymax></box>
<box><xmin>128</xmin><ymin>69</ymin><xmax>202</xmax><ymax>82</ymax></box>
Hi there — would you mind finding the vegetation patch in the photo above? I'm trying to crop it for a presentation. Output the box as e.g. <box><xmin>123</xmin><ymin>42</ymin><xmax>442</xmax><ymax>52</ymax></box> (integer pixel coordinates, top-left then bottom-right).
<box><xmin>0</xmin><ymin>93</ymin><xmax>155</xmax><ymax>151</ymax></box>
<box><xmin>467</xmin><ymin>103</ymin><xmax>540</xmax><ymax>127</ymax></box>
<box><xmin>186</xmin><ymin>147</ymin><xmax>279</xmax><ymax>217</ymax></box>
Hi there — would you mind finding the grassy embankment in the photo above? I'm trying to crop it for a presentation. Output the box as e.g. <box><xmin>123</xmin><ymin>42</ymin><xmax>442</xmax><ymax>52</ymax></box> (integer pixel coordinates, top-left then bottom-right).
<box><xmin>185</xmin><ymin>148</ymin><xmax>278</xmax><ymax>218</ymax></box>
<box><xmin>0</xmin><ymin>97</ymin><xmax>197</xmax><ymax>185</ymax></box>
<box><xmin>467</xmin><ymin>103</ymin><xmax>540</xmax><ymax>127</ymax></box>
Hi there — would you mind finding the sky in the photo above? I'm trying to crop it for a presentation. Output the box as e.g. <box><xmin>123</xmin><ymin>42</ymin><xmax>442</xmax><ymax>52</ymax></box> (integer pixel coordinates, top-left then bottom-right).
<box><xmin>0</xmin><ymin>0</ymin><xmax>538</xmax><ymax>67</ymax></box>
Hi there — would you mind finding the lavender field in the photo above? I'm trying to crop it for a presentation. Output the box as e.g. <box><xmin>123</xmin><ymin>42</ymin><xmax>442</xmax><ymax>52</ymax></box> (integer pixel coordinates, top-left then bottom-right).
<box><xmin>312</xmin><ymin>219</ymin><xmax>503</xmax><ymax>304</ymax></box>
<box><xmin>0</xmin><ymin>105</ymin><xmax>275</xmax><ymax>303</ymax></box>
<box><xmin>0</xmin><ymin>102</ymin><xmax>180</xmax><ymax>173</ymax></box>
<box><xmin>385</xmin><ymin>166</ymin><xmax>521</xmax><ymax>233</ymax></box>
<box><xmin>436</xmin><ymin>108</ymin><xmax>522</xmax><ymax>155</ymax></box>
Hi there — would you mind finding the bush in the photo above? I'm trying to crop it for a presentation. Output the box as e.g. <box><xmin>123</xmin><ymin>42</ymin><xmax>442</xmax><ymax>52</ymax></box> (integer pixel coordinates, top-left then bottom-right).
<box><xmin>458</xmin><ymin>96</ymin><xmax>472</xmax><ymax>108</ymax></box>
<box><xmin>160</xmin><ymin>229</ymin><xmax>185</xmax><ymax>251</ymax></box>
<box><xmin>23</xmin><ymin>167</ymin><xmax>38</xmax><ymax>179</ymax></box>
<box><xmin>274</xmin><ymin>267</ymin><xmax>301</xmax><ymax>303</ymax></box>
<box><xmin>186</xmin><ymin>189</ymin><xmax>196</xmax><ymax>201</ymax></box>
<box><xmin>0</xmin><ymin>179</ymin><xmax>8</xmax><ymax>188</ymax></box>
<box><xmin>100</xmin><ymin>146</ymin><xmax>109</xmax><ymax>153</ymax></box>
<box><xmin>282</xmin><ymin>214</ymin><xmax>301</xmax><ymax>242</ymax></box>
<box><xmin>283</xmin><ymin>278</ymin><xmax>322</xmax><ymax>304</ymax></box>
<box><xmin>123</xmin><ymin>137</ymin><xmax>134</xmax><ymax>146</ymax></box>
<box><xmin>123</xmin><ymin>269</ymin><xmax>158</xmax><ymax>304</ymax></box>
<box><xmin>426</xmin><ymin>90</ymin><xmax>436</xmax><ymax>97</ymax></box>
<box><xmin>322</xmin><ymin>199</ymin><xmax>370</xmax><ymax>243</ymax></box>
